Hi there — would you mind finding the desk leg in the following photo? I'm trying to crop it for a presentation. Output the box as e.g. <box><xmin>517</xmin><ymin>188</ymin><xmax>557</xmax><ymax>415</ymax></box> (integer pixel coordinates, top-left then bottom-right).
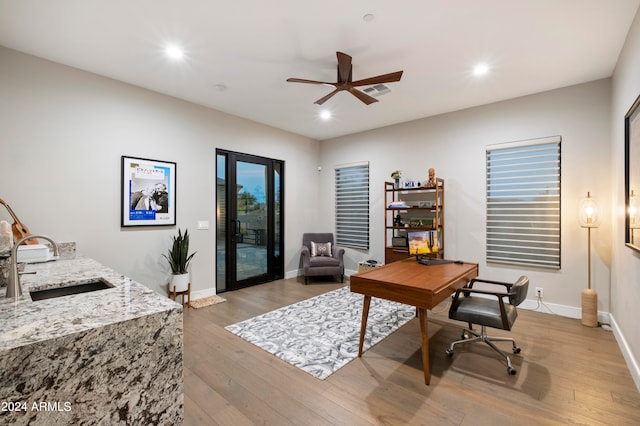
<box><xmin>358</xmin><ymin>295</ymin><xmax>372</xmax><ymax>357</ymax></box>
<box><xmin>418</xmin><ymin>307</ymin><xmax>431</xmax><ymax>385</ymax></box>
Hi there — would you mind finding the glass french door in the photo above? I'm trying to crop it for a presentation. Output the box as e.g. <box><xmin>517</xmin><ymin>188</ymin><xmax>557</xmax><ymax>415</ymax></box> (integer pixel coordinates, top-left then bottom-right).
<box><xmin>216</xmin><ymin>150</ymin><xmax>284</xmax><ymax>292</ymax></box>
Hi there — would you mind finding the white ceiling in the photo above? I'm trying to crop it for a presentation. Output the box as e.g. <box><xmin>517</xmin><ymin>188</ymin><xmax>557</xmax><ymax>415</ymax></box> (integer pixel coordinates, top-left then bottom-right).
<box><xmin>1</xmin><ymin>0</ymin><xmax>639</xmax><ymax>141</ymax></box>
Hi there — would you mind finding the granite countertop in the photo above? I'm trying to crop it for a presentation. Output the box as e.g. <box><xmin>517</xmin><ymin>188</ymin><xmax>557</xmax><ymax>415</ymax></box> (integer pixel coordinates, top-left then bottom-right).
<box><xmin>0</xmin><ymin>257</ymin><xmax>180</xmax><ymax>351</ymax></box>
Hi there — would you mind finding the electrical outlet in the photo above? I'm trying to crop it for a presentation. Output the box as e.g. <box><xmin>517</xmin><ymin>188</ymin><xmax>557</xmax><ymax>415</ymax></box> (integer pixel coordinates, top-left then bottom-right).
<box><xmin>536</xmin><ymin>287</ymin><xmax>543</xmax><ymax>298</ymax></box>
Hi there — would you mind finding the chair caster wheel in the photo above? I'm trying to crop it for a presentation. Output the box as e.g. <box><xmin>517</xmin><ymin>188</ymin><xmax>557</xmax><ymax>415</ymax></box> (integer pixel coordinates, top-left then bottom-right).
<box><xmin>507</xmin><ymin>367</ymin><xmax>517</xmax><ymax>375</ymax></box>
<box><xmin>445</xmin><ymin>349</ymin><xmax>454</xmax><ymax>357</ymax></box>
<box><xmin>513</xmin><ymin>347</ymin><xmax>521</xmax><ymax>354</ymax></box>
<box><xmin>460</xmin><ymin>332</ymin><xmax>467</xmax><ymax>340</ymax></box>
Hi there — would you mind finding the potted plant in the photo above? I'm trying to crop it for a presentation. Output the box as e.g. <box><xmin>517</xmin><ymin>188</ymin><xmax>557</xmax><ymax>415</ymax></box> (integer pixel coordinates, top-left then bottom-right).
<box><xmin>163</xmin><ymin>228</ymin><xmax>196</xmax><ymax>292</ymax></box>
<box><xmin>391</xmin><ymin>170</ymin><xmax>402</xmax><ymax>188</ymax></box>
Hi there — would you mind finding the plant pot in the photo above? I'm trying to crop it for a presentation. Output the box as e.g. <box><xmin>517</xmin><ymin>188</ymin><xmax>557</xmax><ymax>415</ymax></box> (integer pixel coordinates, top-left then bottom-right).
<box><xmin>170</xmin><ymin>273</ymin><xmax>189</xmax><ymax>293</ymax></box>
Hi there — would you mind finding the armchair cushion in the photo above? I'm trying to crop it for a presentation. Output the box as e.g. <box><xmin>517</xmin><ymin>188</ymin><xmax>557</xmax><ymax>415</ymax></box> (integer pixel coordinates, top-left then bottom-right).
<box><xmin>310</xmin><ymin>241</ymin><xmax>332</xmax><ymax>257</ymax></box>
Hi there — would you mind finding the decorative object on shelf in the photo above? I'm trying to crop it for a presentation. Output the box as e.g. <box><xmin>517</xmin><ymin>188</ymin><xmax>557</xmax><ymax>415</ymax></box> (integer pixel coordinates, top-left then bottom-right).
<box><xmin>410</xmin><ymin>217</ymin><xmax>432</xmax><ymax>227</ymax></box>
<box><xmin>625</xmin><ymin>93</ymin><xmax>640</xmax><ymax>252</ymax></box>
<box><xmin>403</xmin><ymin>179</ymin><xmax>419</xmax><ymax>189</ymax></box>
<box><xmin>391</xmin><ymin>236</ymin><xmax>407</xmax><ymax>247</ymax></box>
<box><xmin>164</xmin><ymin>228</ymin><xmax>196</xmax><ymax>293</ymax></box>
<box><xmin>425</xmin><ymin>168</ymin><xmax>436</xmax><ymax>188</ymax></box>
<box><xmin>391</xmin><ymin>170</ymin><xmax>402</xmax><ymax>188</ymax></box>
<box><xmin>388</xmin><ymin>201</ymin><xmax>409</xmax><ymax>208</ymax></box>
<box><xmin>578</xmin><ymin>192</ymin><xmax>599</xmax><ymax>327</ymax></box>
<box><xmin>121</xmin><ymin>156</ymin><xmax>176</xmax><ymax>227</ymax></box>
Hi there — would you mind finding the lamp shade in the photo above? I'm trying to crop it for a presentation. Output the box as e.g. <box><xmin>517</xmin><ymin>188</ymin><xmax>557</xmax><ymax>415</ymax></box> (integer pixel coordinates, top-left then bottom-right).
<box><xmin>630</xmin><ymin>190</ymin><xmax>639</xmax><ymax>229</ymax></box>
<box><xmin>579</xmin><ymin>192</ymin><xmax>599</xmax><ymax>228</ymax></box>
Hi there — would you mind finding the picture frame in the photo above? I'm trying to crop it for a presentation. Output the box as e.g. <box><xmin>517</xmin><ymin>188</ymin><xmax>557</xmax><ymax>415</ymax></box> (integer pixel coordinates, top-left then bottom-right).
<box><xmin>121</xmin><ymin>156</ymin><xmax>176</xmax><ymax>227</ymax></box>
<box><xmin>625</xmin><ymin>94</ymin><xmax>640</xmax><ymax>252</ymax></box>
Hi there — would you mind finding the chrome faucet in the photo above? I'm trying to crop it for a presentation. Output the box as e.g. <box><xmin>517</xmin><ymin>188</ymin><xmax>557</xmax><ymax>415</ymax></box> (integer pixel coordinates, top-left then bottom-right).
<box><xmin>6</xmin><ymin>235</ymin><xmax>59</xmax><ymax>298</ymax></box>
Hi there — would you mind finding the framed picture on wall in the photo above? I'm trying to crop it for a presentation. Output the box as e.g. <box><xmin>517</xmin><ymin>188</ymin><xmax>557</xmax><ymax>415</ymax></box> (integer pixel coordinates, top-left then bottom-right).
<box><xmin>121</xmin><ymin>156</ymin><xmax>176</xmax><ymax>227</ymax></box>
<box><xmin>625</xmin><ymin>95</ymin><xmax>640</xmax><ymax>252</ymax></box>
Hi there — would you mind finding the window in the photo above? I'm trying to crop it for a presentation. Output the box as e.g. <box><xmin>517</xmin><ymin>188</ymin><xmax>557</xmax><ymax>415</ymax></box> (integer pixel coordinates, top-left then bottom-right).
<box><xmin>486</xmin><ymin>136</ymin><xmax>561</xmax><ymax>269</ymax></box>
<box><xmin>335</xmin><ymin>162</ymin><xmax>369</xmax><ymax>250</ymax></box>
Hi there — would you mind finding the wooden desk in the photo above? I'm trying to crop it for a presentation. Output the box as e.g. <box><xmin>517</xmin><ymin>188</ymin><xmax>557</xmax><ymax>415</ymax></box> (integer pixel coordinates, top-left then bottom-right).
<box><xmin>350</xmin><ymin>258</ymin><xmax>478</xmax><ymax>385</ymax></box>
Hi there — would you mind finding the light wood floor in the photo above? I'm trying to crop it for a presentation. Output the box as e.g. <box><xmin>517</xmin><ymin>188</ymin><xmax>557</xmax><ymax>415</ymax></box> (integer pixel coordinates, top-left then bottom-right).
<box><xmin>183</xmin><ymin>277</ymin><xmax>640</xmax><ymax>425</ymax></box>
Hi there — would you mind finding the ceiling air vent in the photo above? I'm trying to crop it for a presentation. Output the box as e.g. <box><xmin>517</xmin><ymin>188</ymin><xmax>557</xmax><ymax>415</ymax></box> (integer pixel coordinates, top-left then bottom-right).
<box><xmin>362</xmin><ymin>84</ymin><xmax>391</xmax><ymax>97</ymax></box>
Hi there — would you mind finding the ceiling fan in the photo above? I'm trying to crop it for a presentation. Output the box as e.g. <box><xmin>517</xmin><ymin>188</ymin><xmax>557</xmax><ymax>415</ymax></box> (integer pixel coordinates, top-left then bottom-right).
<box><xmin>287</xmin><ymin>51</ymin><xmax>403</xmax><ymax>106</ymax></box>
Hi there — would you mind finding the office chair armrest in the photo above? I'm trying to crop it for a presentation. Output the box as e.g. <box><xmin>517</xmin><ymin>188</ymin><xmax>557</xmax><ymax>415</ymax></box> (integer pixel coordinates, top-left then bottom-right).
<box><xmin>454</xmin><ymin>287</ymin><xmax>511</xmax><ymax>299</ymax></box>
<box><xmin>467</xmin><ymin>278</ymin><xmax>513</xmax><ymax>291</ymax></box>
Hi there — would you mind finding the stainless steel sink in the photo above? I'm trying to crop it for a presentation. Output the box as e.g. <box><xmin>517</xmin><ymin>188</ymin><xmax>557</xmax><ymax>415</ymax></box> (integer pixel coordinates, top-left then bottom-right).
<box><xmin>30</xmin><ymin>279</ymin><xmax>114</xmax><ymax>301</ymax></box>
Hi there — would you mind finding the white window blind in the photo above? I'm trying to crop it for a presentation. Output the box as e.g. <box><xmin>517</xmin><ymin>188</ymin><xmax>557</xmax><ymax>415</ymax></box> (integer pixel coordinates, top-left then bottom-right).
<box><xmin>335</xmin><ymin>162</ymin><xmax>369</xmax><ymax>250</ymax></box>
<box><xmin>486</xmin><ymin>136</ymin><xmax>561</xmax><ymax>269</ymax></box>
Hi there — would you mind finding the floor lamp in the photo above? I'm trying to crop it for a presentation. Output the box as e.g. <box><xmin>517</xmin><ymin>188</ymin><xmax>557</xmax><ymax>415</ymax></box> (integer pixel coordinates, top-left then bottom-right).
<box><xmin>579</xmin><ymin>192</ymin><xmax>599</xmax><ymax>327</ymax></box>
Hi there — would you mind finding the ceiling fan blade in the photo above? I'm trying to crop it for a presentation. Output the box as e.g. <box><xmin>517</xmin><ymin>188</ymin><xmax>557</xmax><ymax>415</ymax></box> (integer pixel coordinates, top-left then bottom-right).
<box><xmin>336</xmin><ymin>52</ymin><xmax>352</xmax><ymax>83</ymax></box>
<box><xmin>314</xmin><ymin>89</ymin><xmax>341</xmax><ymax>105</ymax></box>
<box><xmin>287</xmin><ymin>78</ymin><xmax>334</xmax><ymax>86</ymax></box>
<box><xmin>348</xmin><ymin>88</ymin><xmax>378</xmax><ymax>105</ymax></box>
<box><xmin>350</xmin><ymin>71</ymin><xmax>404</xmax><ymax>87</ymax></box>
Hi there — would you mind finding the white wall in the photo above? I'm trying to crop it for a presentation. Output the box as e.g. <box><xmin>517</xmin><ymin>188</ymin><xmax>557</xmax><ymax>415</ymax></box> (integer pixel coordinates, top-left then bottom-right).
<box><xmin>319</xmin><ymin>79</ymin><xmax>612</xmax><ymax>316</ymax></box>
<box><xmin>611</xmin><ymin>8</ymin><xmax>640</xmax><ymax>389</ymax></box>
<box><xmin>0</xmin><ymin>46</ymin><xmax>320</xmax><ymax>296</ymax></box>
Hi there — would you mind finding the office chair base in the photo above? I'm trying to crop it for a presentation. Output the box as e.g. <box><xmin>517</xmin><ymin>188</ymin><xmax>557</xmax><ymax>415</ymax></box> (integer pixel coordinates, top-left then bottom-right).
<box><xmin>445</xmin><ymin>325</ymin><xmax>520</xmax><ymax>375</ymax></box>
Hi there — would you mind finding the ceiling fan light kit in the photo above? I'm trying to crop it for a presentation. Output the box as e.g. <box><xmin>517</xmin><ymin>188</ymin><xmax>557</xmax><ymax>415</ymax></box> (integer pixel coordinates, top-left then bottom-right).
<box><xmin>287</xmin><ymin>51</ymin><xmax>403</xmax><ymax>106</ymax></box>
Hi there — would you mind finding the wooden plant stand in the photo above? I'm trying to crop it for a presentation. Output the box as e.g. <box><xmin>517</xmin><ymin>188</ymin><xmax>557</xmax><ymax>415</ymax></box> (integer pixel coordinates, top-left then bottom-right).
<box><xmin>167</xmin><ymin>282</ymin><xmax>191</xmax><ymax>308</ymax></box>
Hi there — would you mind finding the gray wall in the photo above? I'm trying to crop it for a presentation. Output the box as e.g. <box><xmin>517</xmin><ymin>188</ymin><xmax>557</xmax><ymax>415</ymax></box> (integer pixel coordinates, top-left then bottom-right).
<box><xmin>611</xmin><ymin>8</ymin><xmax>640</xmax><ymax>389</ymax></box>
<box><xmin>314</xmin><ymin>7</ymin><xmax>640</xmax><ymax>389</ymax></box>
<box><xmin>0</xmin><ymin>45</ymin><xmax>320</xmax><ymax>296</ymax></box>
<box><xmin>319</xmin><ymin>79</ymin><xmax>612</xmax><ymax>317</ymax></box>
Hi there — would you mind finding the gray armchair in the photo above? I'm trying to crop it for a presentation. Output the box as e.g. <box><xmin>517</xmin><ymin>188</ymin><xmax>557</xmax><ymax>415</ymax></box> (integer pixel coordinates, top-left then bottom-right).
<box><xmin>301</xmin><ymin>233</ymin><xmax>345</xmax><ymax>284</ymax></box>
<box><xmin>445</xmin><ymin>275</ymin><xmax>529</xmax><ymax>375</ymax></box>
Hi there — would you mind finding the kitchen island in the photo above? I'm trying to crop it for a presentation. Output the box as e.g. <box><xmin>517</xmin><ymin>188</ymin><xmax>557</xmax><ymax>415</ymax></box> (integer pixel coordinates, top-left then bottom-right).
<box><xmin>0</xmin><ymin>256</ymin><xmax>183</xmax><ymax>425</ymax></box>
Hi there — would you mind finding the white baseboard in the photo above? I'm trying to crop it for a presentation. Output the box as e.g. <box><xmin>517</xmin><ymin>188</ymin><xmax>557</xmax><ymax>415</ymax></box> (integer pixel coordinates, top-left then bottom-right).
<box><xmin>609</xmin><ymin>314</ymin><xmax>640</xmax><ymax>392</ymax></box>
<box><xmin>519</xmin><ymin>298</ymin><xmax>611</xmax><ymax>325</ymax></box>
<box><xmin>190</xmin><ymin>287</ymin><xmax>218</xmax><ymax>300</ymax></box>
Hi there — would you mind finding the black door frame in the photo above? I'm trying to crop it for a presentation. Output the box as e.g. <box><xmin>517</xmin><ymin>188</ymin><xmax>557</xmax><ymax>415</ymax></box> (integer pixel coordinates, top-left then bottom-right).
<box><xmin>216</xmin><ymin>149</ymin><xmax>284</xmax><ymax>292</ymax></box>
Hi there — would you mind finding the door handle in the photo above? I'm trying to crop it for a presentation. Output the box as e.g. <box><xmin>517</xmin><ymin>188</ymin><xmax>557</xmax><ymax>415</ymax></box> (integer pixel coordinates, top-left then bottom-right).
<box><xmin>231</xmin><ymin>219</ymin><xmax>242</xmax><ymax>241</ymax></box>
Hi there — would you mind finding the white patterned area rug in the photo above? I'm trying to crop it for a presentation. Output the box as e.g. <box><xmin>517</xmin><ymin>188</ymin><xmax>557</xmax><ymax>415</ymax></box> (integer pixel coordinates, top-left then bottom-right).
<box><xmin>225</xmin><ymin>286</ymin><xmax>415</xmax><ymax>380</ymax></box>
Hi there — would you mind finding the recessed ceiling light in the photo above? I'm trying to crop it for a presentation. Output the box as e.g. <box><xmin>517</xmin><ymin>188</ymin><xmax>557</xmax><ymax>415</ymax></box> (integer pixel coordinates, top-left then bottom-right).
<box><xmin>165</xmin><ymin>44</ymin><xmax>184</xmax><ymax>60</ymax></box>
<box><xmin>320</xmin><ymin>110</ymin><xmax>332</xmax><ymax>120</ymax></box>
<box><xmin>363</xmin><ymin>13</ymin><xmax>375</xmax><ymax>22</ymax></box>
<box><xmin>473</xmin><ymin>64</ymin><xmax>489</xmax><ymax>76</ymax></box>
<box><xmin>213</xmin><ymin>84</ymin><xmax>228</xmax><ymax>92</ymax></box>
